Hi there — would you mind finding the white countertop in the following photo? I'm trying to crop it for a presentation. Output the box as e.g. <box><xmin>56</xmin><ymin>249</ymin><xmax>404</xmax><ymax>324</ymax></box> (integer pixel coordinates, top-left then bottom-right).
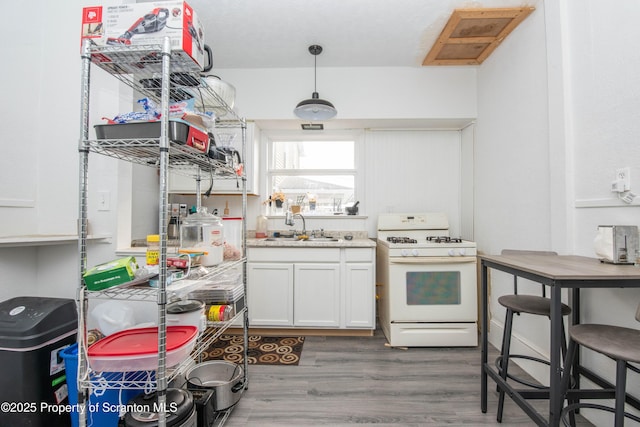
<box><xmin>246</xmin><ymin>237</ymin><xmax>376</xmax><ymax>248</ymax></box>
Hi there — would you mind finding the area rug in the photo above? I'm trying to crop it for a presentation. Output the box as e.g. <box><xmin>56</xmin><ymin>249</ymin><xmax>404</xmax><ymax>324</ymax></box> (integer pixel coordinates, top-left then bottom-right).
<box><xmin>201</xmin><ymin>335</ymin><xmax>305</xmax><ymax>365</ymax></box>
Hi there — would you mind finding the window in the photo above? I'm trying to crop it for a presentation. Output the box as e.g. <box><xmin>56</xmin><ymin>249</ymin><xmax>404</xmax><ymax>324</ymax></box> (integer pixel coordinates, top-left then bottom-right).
<box><xmin>266</xmin><ymin>133</ymin><xmax>360</xmax><ymax>214</ymax></box>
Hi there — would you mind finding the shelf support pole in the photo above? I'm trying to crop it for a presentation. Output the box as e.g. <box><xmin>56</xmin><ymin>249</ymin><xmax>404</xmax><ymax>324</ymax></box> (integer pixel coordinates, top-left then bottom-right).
<box><xmin>76</xmin><ymin>38</ymin><xmax>92</xmax><ymax>427</ymax></box>
<box><xmin>155</xmin><ymin>36</ymin><xmax>172</xmax><ymax>427</ymax></box>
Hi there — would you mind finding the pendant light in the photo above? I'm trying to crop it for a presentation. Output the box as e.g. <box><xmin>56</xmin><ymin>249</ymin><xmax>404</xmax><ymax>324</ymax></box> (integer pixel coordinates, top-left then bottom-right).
<box><xmin>293</xmin><ymin>45</ymin><xmax>337</xmax><ymax>121</ymax></box>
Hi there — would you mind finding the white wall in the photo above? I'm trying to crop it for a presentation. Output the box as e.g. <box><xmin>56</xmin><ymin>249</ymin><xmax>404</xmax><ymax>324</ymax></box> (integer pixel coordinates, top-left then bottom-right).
<box><xmin>0</xmin><ymin>0</ymin><xmax>152</xmax><ymax>302</ymax></box>
<box><xmin>363</xmin><ymin>130</ymin><xmax>463</xmax><ymax>237</ymax></box>
<box><xmin>476</xmin><ymin>1</ymin><xmax>640</xmax><ymax>424</ymax></box>
<box><xmin>564</xmin><ymin>1</ymin><xmax>640</xmax><ymax>423</ymax></box>
<box><xmin>215</xmin><ymin>66</ymin><xmax>476</xmax><ymax>121</ymax></box>
<box><xmin>475</xmin><ymin>0</ymin><xmax>557</xmax><ymax>383</ymax></box>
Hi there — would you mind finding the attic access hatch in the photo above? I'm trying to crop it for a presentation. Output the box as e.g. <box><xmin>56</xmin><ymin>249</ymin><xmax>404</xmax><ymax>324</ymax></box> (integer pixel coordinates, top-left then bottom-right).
<box><xmin>423</xmin><ymin>7</ymin><xmax>534</xmax><ymax>66</ymax></box>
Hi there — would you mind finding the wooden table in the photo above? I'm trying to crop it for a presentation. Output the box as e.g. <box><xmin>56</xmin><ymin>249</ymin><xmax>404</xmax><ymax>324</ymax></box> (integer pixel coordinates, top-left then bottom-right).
<box><xmin>479</xmin><ymin>253</ymin><xmax>640</xmax><ymax>426</ymax></box>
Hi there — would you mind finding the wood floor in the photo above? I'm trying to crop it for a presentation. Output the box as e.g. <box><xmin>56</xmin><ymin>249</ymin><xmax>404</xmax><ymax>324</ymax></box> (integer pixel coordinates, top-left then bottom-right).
<box><xmin>224</xmin><ymin>327</ymin><xmax>594</xmax><ymax>426</ymax></box>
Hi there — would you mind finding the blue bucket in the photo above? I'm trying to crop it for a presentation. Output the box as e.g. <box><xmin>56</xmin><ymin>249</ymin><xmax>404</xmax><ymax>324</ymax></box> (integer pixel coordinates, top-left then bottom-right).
<box><xmin>61</xmin><ymin>344</ymin><xmax>147</xmax><ymax>427</ymax></box>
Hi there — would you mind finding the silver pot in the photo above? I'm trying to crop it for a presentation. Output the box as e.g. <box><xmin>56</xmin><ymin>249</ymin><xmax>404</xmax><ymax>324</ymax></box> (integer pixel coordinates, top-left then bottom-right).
<box><xmin>186</xmin><ymin>361</ymin><xmax>244</xmax><ymax>410</ymax></box>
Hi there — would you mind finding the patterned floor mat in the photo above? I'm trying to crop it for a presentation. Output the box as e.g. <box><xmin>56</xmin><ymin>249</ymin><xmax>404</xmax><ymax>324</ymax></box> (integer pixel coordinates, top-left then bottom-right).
<box><xmin>201</xmin><ymin>335</ymin><xmax>305</xmax><ymax>365</ymax></box>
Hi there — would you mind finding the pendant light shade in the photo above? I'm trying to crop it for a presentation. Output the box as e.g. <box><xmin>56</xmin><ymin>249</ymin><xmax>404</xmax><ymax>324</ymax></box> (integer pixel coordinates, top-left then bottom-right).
<box><xmin>294</xmin><ymin>45</ymin><xmax>337</xmax><ymax>121</ymax></box>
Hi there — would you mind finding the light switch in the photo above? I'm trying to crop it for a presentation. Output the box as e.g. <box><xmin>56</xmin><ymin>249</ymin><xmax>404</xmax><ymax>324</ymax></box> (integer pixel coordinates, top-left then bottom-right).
<box><xmin>98</xmin><ymin>191</ymin><xmax>110</xmax><ymax>211</ymax></box>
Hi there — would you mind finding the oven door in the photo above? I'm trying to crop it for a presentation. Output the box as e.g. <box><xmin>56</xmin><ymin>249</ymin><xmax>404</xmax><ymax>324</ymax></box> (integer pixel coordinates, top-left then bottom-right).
<box><xmin>387</xmin><ymin>256</ymin><xmax>477</xmax><ymax>322</ymax></box>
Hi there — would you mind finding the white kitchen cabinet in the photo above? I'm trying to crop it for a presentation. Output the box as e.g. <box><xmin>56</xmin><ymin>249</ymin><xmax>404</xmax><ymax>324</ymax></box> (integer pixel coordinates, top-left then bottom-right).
<box><xmin>344</xmin><ymin>248</ymin><xmax>375</xmax><ymax>328</ymax></box>
<box><xmin>247</xmin><ymin>262</ymin><xmax>294</xmax><ymax>326</ymax></box>
<box><xmin>344</xmin><ymin>257</ymin><xmax>375</xmax><ymax>328</ymax></box>
<box><xmin>294</xmin><ymin>263</ymin><xmax>341</xmax><ymax>327</ymax></box>
<box><xmin>246</xmin><ymin>246</ymin><xmax>374</xmax><ymax>330</ymax></box>
<box><xmin>168</xmin><ymin>122</ymin><xmax>259</xmax><ymax>194</ymax></box>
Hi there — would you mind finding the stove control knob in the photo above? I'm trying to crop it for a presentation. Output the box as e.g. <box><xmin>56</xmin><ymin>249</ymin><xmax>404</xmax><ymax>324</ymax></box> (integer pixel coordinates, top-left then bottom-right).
<box><xmin>401</xmin><ymin>249</ymin><xmax>410</xmax><ymax>257</ymax></box>
<box><xmin>448</xmin><ymin>249</ymin><xmax>457</xmax><ymax>256</ymax></box>
<box><xmin>458</xmin><ymin>248</ymin><xmax>466</xmax><ymax>256</ymax></box>
<box><xmin>411</xmin><ymin>249</ymin><xmax>419</xmax><ymax>257</ymax></box>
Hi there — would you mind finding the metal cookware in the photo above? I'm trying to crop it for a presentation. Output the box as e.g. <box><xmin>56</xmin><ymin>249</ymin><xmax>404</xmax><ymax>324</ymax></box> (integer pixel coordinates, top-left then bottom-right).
<box><xmin>124</xmin><ymin>388</ymin><xmax>196</xmax><ymax>427</ymax></box>
<box><xmin>197</xmin><ymin>75</ymin><xmax>236</xmax><ymax>116</ymax></box>
<box><xmin>186</xmin><ymin>361</ymin><xmax>244</xmax><ymax>410</ymax></box>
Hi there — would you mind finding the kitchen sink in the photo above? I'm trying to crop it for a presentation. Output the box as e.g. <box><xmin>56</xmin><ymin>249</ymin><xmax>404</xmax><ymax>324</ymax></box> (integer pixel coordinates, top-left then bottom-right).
<box><xmin>263</xmin><ymin>236</ymin><xmax>341</xmax><ymax>242</ymax></box>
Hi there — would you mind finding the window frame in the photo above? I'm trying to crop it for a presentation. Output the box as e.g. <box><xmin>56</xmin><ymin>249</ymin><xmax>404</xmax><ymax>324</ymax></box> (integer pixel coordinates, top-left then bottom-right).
<box><xmin>262</xmin><ymin>129</ymin><xmax>365</xmax><ymax>215</ymax></box>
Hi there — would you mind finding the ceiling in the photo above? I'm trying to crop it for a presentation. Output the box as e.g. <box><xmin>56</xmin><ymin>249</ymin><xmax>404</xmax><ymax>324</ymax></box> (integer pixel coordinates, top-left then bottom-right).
<box><xmin>138</xmin><ymin>0</ymin><xmax>539</xmax><ymax>130</ymax></box>
<box><xmin>150</xmin><ymin>0</ymin><xmax>540</xmax><ymax>69</ymax></box>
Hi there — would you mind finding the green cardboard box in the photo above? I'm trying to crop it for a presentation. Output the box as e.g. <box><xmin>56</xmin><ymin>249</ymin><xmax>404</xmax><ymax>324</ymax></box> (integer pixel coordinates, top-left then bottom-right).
<box><xmin>83</xmin><ymin>257</ymin><xmax>138</xmax><ymax>291</ymax></box>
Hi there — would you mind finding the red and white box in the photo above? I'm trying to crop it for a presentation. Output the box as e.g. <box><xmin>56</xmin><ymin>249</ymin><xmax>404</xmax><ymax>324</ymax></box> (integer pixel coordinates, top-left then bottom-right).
<box><xmin>81</xmin><ymin>1</ymin><xmax>206</xmax><ymax>70</ymax></box>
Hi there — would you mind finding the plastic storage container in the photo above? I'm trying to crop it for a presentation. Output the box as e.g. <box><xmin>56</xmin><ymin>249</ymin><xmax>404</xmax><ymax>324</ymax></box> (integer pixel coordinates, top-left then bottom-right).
<box><xmin>61</xmin><ymin>343</ymin><xmax>144</xmax><ymax>427</ymax></box>
<box><xmin>146</xmin><ymin>234</ymin><xmax>160</xmax><ymax>266</ymax></box>
<box><xmin>0</xmin><ymin>296</ymin><xmax>77</xmax><ymax>427</ymax></box>
<box><xmin>87</xmin><ymin>326</ymin><xmax>198</xmax><ymax>372</ymax></box>
<box><xmin>222</xmin><ymin>217</ymin><xmax>243</xmax><ymax>260</ymax></box>
<box><xmin>180</xmin><ymin>207</ymin><xmax>224</xmax><ymax>266</ymax></box>
<box><xmin>90</xmin><ymin>300</ymin><xmax>136</xmax><ymax>336</ymax></box>
<box><xmin>255</xmin><ymin>213</ymin><xmax>268</xmax><ymax>238</ymax></box>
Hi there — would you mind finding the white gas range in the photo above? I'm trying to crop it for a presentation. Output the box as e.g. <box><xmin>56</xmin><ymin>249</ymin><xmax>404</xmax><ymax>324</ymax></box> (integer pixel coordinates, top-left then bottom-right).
<box><xmin>376</xmin><ymin>213</ymin><xmax>478</xmax><ymax>347</ymax></box>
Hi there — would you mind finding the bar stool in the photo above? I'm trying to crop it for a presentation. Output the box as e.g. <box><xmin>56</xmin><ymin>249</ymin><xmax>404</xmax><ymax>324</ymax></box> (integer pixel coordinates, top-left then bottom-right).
<box><xmin>495</xmin><ymin>249</ymin><xmax>572</xmax><ymax>422</ymax></box>
<box><xmin>559</xmin><ymin>303</ymin><xmax>640</xmax><ymax>427</ymax></box>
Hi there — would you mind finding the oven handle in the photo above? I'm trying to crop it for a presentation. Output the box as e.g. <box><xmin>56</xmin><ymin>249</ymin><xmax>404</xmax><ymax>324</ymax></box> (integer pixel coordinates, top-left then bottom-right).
<box><xmin>389</xmin><ymin>256</ymin><xmax>477</xmax><ymax>264</ymax></box>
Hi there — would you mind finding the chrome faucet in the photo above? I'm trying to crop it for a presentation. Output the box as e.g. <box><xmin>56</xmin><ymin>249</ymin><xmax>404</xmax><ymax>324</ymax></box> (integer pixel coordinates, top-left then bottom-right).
<box><xmin>285</xmin><ymin>211</ymin><xmax>306</xmax><ymax>235</ymax></box>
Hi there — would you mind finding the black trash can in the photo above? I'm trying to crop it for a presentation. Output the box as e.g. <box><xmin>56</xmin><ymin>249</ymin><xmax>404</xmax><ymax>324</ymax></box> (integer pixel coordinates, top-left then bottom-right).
<box><xmin>0</xmin><ymin>296</ymin><xmax>77</xmax><ymax>427</ymax></box>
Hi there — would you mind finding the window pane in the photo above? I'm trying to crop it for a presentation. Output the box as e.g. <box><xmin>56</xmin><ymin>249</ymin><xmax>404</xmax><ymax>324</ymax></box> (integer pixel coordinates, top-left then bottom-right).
<box><xmin>272</xmin><ymin>141</ymin><xmax>354</xmax><ymax>169</ymax></box>
<box><xmin>272</xmin><ymin>175</ymin><xmax>354</xmax><ymax>213</ymax></box>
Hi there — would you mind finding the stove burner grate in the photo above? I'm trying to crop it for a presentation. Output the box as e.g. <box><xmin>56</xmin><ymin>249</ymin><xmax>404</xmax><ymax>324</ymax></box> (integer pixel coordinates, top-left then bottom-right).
<box><xmin>387</xmin><ymin>237</ymin><xmax>417</xmax><ymax>244</ymax></box>
<box><xmin>426</xmin><ymin>236</ymin><xmax>462</xmax><ymax>243</ymax></box>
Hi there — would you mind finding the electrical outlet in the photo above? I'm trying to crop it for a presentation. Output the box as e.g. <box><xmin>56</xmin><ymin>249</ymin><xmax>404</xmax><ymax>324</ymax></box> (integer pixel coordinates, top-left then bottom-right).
<box><xmin>616</xmin><ymin>167</ymin><xmax>631</xmax><ymax>191</ymax></box>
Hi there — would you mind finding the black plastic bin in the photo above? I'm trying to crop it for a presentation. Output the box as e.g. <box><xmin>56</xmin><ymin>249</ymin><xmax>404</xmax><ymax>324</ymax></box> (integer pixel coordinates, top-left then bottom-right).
<box><xmin>0</xmin><ymin>296</ymin><xmax>77</xmax><ymax>427</ymax></box>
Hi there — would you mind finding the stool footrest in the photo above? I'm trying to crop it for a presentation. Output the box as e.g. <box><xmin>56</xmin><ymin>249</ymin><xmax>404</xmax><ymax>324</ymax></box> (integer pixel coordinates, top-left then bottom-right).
<box><xmin>495</xmin><ymin>354</ymin><xmax>555</xmax><ymax>390</ymax></box>
<box><xmin>561</xmin><ymin>402</ymin><xmax>640</xmax><ymax>426</ymax></box>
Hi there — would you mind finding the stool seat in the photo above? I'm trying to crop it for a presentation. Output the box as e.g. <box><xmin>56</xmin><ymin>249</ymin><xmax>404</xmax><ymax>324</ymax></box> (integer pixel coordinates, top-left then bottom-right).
<box><xmin>499</xmin><ymin>294</ymin><xmax>572</xmax><ymax>317</ymax></box>
<box><xmin>570</xmin><ymin>324</ymin><xmax>640</xmax><ymax>363</ymax></box>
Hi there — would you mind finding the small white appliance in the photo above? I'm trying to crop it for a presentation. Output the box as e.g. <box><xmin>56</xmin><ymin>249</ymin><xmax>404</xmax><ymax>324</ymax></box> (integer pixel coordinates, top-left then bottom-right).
<box><xmin>376</xmin><ymin>213</ymin><xmax>478</xmax><ymax>347</ymax></box>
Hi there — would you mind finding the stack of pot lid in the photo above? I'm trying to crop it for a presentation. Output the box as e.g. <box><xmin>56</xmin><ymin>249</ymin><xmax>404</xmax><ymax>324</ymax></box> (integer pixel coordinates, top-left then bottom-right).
<box><xmin>167</xmin><ymin>299</ymin><xmax>204</xmax><ymax>314</ymax></box>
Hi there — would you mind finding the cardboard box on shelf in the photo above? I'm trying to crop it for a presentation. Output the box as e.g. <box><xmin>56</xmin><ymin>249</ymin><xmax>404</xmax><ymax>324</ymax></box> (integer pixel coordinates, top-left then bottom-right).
<box><xmin>80</xmin><ymin>1</ymin><xmax>206</xmax><ymax>71</ymax></box>
<box><xmin>83</xmin><ymin>257</ymin><xmax>139</xmax><ymax>291</ymax></box>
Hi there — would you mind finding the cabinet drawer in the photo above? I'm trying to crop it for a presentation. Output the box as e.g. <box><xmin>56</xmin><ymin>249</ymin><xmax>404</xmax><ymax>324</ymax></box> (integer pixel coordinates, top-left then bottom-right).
<box><xmin>344</xmin><ymin>248</ymin><xmax>374</xmax><ymax>262</ymax></box>
<box><xmin>248</xmin><ymin>248</ymin><xmax>341</xmax><ymax>262</ymax></box>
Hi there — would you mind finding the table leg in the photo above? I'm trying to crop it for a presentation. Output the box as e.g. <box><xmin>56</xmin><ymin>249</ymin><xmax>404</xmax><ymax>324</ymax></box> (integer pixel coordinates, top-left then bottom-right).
<box><xmin>571</xmin><ymin>288</ymin><xmax>581</xmax><ymax>393</ymax></box>
<box><xmin>549</xmin><ymin>284</ymin><xmax>562</xmax><ymax>426</ymax></box>
<box><xmin>481</xmin><ymin>261</ymin><xmax>488</xmax><ymax>413</ymax></box>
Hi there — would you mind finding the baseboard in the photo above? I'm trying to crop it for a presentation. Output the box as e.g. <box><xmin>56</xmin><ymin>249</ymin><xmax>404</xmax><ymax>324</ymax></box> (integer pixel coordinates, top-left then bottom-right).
<box><xmin>488</xmin><ymin>318</ymin><xmax>550</xmax><ymax>386</ymax></box>
<box><xmin>224</xmin><ymin>327</ymin><xmax>375</xmax><ymax>337</ymax></box>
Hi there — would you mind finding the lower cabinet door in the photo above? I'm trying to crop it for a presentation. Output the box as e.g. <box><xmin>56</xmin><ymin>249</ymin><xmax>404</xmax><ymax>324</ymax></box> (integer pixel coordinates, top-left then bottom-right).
<box><xmin>247</xmin><ymin>263</ymin><xmax>294</xmax><ymax>326</ymax></box>
<box><xmin>345</xmin><ymin>263</ymin><xmax>375</xmax><ymax>328</ymax></box>
<box><xmin>294</xmin><ymin>263</ymin><xmax>340</xmax><ymax>327</ymax></box>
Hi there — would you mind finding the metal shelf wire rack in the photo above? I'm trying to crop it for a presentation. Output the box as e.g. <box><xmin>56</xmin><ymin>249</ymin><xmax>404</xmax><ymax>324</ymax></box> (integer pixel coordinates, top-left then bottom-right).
<box><xmin>77</xmin><ymin>38</ymin><xmax>248</xmax><ymax>427</ymax></box>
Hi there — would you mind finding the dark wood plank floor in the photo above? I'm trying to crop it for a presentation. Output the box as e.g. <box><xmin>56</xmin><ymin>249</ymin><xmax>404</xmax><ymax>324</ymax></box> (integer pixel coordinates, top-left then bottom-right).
<box><xmin>224</xmin><ymin>328</ymin><xmax>594</xmax><ymax>426</ymax></box>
